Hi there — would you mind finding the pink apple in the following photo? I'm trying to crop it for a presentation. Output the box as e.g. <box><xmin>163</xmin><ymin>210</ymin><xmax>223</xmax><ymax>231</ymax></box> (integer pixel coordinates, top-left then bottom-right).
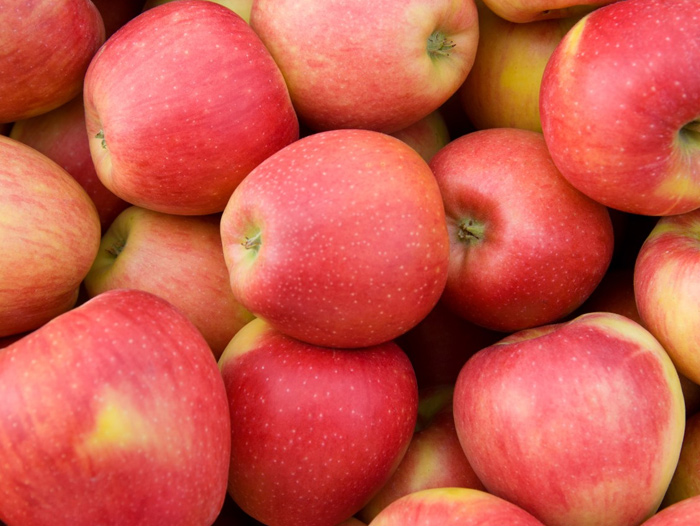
<box><xmin>218</xmin><ymin>317</ymin><xmax>418</xmax><ymax>526</ymax></box>
<box><xmin>642</xmin><ymin>496</ymin><xmax>700</xmax><ymax>526</ymax></box>
<box><xmin>460</xmin><ymin>2</ymin><xmax>581</xmax><ymax>132</ymax></box>
<box><xmin>250</xmin><ymin>0</ymin><xmax>479</xmax><ymax>133</ymax></box>
<box><xmin>10</xmin><ymin>94</ymin><xmax>129</xmax><ymax>232</ymax></box>
<box><xmin>429</xmin><ymin>127</ymin><xmax>614</xmax><ymax>332</ymax></box>
<box><xmin>480</xmin><ymin>0</ymin><xmax>611</xmax><ymax>23</ymax></box>
<box><xmin>358</xmin><ymin>385</ymin><xmax>485</xmax><ymax>523</ymax></box>
<box><xmin>662</xmin><ymin>411</ymin><xmax>700</xmax><ymax>508</ymax></box>
<box><xmin>368</xmin><ymin>487</ymin><xmax>546</xmax><ymax>526</ymax></box>
<box><xmin>0</xmin><ymin>134</ymin><xmax>101</xmax><ymax>338</ymax></box>
<box><xmin>83</xmin><ymin>206</ymin><xmax>255</xmax><ymax>358</ymax></box>
<box><xmin>540</xmin><ymin>0</ymin><xmax>700</xmax><ymax>216</ymax></box>
<box><xmin>143</xmin><ymin>0</ymin><xmax>253</xmax><ymax>23</ymax></box>
<box><xmin>390</xmin><ymin>110</ymin><xmax>451</xmax><ymax>163</ymax></box>
<box><xmin>0</xmin><ymin>289</ymin><xmax>231</xmax><ymax>526</ymax></box>
<box><xmin>0</xmin><ymin>0</ymin><xmax>105</xmax><ymax>123</ymax></box>
<box><xmin>220</xmin><ymin>129</ymin><xmax>450</xmax><ymax>349</ymax></box>
<box><xmin>453</xmin><ymin>311</ymin><xmax>686</xmax><ymax>526</ymax></box>
<box><xmin>83</xmin><ymin>0</ymin><xmax>299</xmax><ymax>215</ymax></box>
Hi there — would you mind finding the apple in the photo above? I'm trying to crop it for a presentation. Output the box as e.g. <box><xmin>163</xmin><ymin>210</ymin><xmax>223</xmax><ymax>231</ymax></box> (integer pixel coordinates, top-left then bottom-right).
<box><xmin>0</xmin><ymin>289</ymin><xmax>231</xmax><ymax>526</ymax></box>
<box><xmin>0</xmin><ymin>134</ymin><xmax>101</xmax><ymax>338</ymax></box>
<box><xmin>83</xmin><ymin>205</ymin><xmax>255</xmax><ymax>359</ymax></box>
<box><xmin>540</xmin><ymin>0</ymin><xmax>700</xmax><ymax>216</ymax></box>
<box><xmin>642</xmin><ymin>496</ymin><xmax>700</xmax><ymax>526</ymax></box>
<box><xmin>143</xmin><ymin>0</ymin><xmax>253</xmax><ymax>23</ymax></box>
<box><xmin>480</xmin><ymin>0</ymin><xmax>610</xmax><ymax>23</ymax></box>
<box><xmin>453</xmin><ymin>311</ymin><xmax>686</xmax><ymax>526</ymax></box>
<box><xmin>83</xmin><ymin>0</ymin><xmax>299</xmax><ymax>216</ymax></box>
<box><xmin>459</xmin><ymin>1</ymin><xmax>581</xmax><ymax>132</ymax></box>
<box><xmin>662</xmin><ymin>411</ymin><xmax>700</xmax><ymax>508</ymax></box>
<box><xmin>10</xmin><ymin>94</ymin><xmax>129</xmax><ymax>232</ymax></box>
<box><xmin>218</xmin><ymin>317</ymin><xmax>418</xmax><ymax>526</ymax></box>
<box><xmin>358</xmin><ymin>385</ymin><xmax>485</xmax><ymax>523</ymax></box>
<box><xmin>0</xmin><ymin>0</ymin><xmax>105</xmax><ymax>123</ymax></box>
<box><xmin>220</xmin><ymin>129</ymin><xmax>450</xmax><ymax>349</ymax></box>
<box><xmin>429</xmin><ymin>127</ymin><xmax>614</xmax><ymax>332</ymax></box>
<box><xmin>249</xmin><ymin>0</ymin><xmax>479</xmax><ymax>133</ymax></box>
<box><xmin>390</xmin><ymin>110</ymin><xmax>451</xmax><ymax>163</ymax></box>
<box><xmin>368</xmin><ymin>487</ymin><xmax>547</xmax><ymax>525</ymax></box>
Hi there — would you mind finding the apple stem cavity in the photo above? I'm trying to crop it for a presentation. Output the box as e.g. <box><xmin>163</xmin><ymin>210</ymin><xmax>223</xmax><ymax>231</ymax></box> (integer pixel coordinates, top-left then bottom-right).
<box><xmin>427</xmin><ymin>30</ymin><xmax>456</xmax><ymax>58</ymax></box>
<box><xmin>105</xmin><ymin>238</ymin><xmax>125</xmax><ymax>258</ymax></box>
<box><xmin>95</xmin><ymin>129</ymin><xmax>107</xmax><ymax>149</ymax></box>
<box><xmin>457</xmin><ymin>218</ymin><xmax>485</xmax><ymax>245</ymax></box>
<box><xmin>681</xmin><ymin>119</ymin><xmax>700</xmax><ymax>148</ymax></box>
<box><xmin>242</xmin><ymin>231</ymin><xmax>262</xmax><ymax>252</ymax></box>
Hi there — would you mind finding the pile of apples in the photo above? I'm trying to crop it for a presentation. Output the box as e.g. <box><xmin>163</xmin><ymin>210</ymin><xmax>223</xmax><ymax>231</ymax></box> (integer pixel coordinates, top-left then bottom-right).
<box><xmin>1</xmin><ymin>0</ymin><xmax>699</xmax><ymax>525</ymax></box>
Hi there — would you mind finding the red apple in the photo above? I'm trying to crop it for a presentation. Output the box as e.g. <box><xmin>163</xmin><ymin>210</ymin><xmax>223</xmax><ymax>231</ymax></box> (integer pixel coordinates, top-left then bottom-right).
<box><xmin>250</xmin><ymin>0</ymin><xmax>479</xmax><ymax>133</ymax></box>
<box><xmin>642</xmin><ymin>496</ymin><xmax>700</xmax><ymax>526</ymax></box>
<box><xmin>358</xmin><ymin>385</ymin><xmax>485</xmax><ymax>523</ymax></box>
<box><xmin>83</xmin><ymin>0</ymin><xmax>299</xmax><ymax>215</ymax></box>
<box><xmin>429</xmin><ymin>127</ymin><xmax>614</xmax><ymax>332</ymax></box>
<box><xmin>368</xmin><ymin>487</ymin><xmax>546</xmax><ymax>526</ymax></box>
<box><xmin>540</xmin><ymin>0</ymin><xmax>700</xmax><ymax>216</ymax></box>
<box><xmin>220</xmin><ymin>129</ymin><xmax>450</xmax><ymax>349</ymax></box>
<box><xmin>0</xmin><ymin>289</ymin><xmax>231</xmax><ymax>526</ymax></box>
<box><xmin>83</xmin><ymin>206</ymin><xmax>255</xmax><ymax>358</ymax></box>
<box><xmin>10</xmin><ymin>94</ymin><xmax>129</xmax><ymax>232</ymax></box>
<box><xmin>453</xmin><ymin>312</ymin><xmax>686</xmax><ymax>526</ymax></box>
<box><xmin>0</xmin><ymin>134</ymin><xmax>101</xmax><ymax>338</ymax></box>
<box><xmin>0</xmin><ymin>0</ymin><xmax>105</xmax><ymax>123</ymax></box>
<box><xmin>662</xmin><ymin>411</ymin><xmax>700</xmax><ymax>508</ymax></box>
<box><xmin>218</xmin><ymin>318</ymin><xmax>418</xmax><ymax>526</ymax></box>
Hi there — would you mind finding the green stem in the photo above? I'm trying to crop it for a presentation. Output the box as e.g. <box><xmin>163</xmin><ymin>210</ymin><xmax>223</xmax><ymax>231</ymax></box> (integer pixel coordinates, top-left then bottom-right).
<box><xmin>457</xmin><ymin>218</ymin><xmax>485</xmax><ymax>244</ymax></box>
<box><xmin>242</xmin><ymin>231</ymin><xmax>262</xmax><ymax>251</ymax></box>
<box><xmin>427</xmin><ymin>30</ymin><xmax>456</xmax><ymax>58</ymax></box>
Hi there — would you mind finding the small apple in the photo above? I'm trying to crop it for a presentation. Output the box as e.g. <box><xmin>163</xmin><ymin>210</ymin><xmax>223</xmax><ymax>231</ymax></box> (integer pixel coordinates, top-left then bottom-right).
<box><xmin>0</xmin><ymin>289</ymin><xmax>231</xmax><ymax>526</ymax></box>
<box><xmin>453</xmin><ymin>312</ymin><xmax>686</xmax><ymax>526</ymax></box>
<box><xmin>84</xmin><ymin>206</ymin><xmax>255</xmax><ymax>358</ymax></box>
<box><xmin>218</xmin><ymin>318</ymin><xmax>418</xmax><ymax>526</ymax></box>
<box><xmin>84</xmin><ymin>0</ymin><xmax>299</xmax><ymax>215</ymax></box>
<box><xmin>540</xmin><ymin>0</ymin><xmax>700</xmax><ymax>216</ymax></box>
<box><xmin>429</xmin><ymin>127</ymin><xmax>614</xmax><ymax>332</ymax></box>
<box><xmin>220</xmin><ymin>129</ymin><xmax>450</xmax><ymax>349</ymax></box>
<box><xmin>250</xmin><ymin>0</ymin><xmax>479</xmax><ymax>133</ymax></box>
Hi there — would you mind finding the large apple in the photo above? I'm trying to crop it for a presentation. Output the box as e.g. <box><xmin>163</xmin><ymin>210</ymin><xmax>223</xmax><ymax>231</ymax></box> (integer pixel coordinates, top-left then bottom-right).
<box><xmin>540</xmin><ymin>0</ymin><xmax>700</xmax><ymax>216</ymax></box>
<box><xmin>642</xmin><ymin>496</ymin><xmax>700</xmax><ymax>526</ymax></box>
<box><xmin>249</xmin><ymin>0</ymin><xmax>479</xmax><ymax>133</ymax></box>
<box><xmin>429</xmin><ymin>127</ymin><xmax>614</xmax><ymax>332</ymax></box>
<box><xmin>459</xmin><ymin>2</ymin><xmax>580</xmax><ymax>132</ymax></box>
<box><xmin>83</xmin><ymin>0</ymin><xmax>299</xmax><ymax>215</ymax></box>
<box><xmin>218</xmin><ymin>317</ymin><xmax>418</xmax><ymax>526</ymax></box>
<box><xmin>220</xmin><ymin>129</ymin><xmax>450</xmax><ymax>349</ymax></box>
<box><xmin>368</xmin><ymin>487</ymin><xmax>546</xmax><ymax>526</ymax></box>
<box><xmin>0</xmin><ymin>134</ymin><xmax>101</xmax><ymax>338</ymax></box>
<box><xmin>453</xmin><ymin>312</ymin><xmax>686</xmax><ymax>526</ymax></box>
<box><xmin>0</xmin><ymin>289</ymin><xmax>231</xmax><ymax>526</ymax></box>
<box><xmin>0</xmin><ymin>0</ymin><xmax>105</xmax><ymax>123</ymax></box>
<box><xmin>83</xmin><ymin>206</ymin><xmax>255</xmax><ymax>358</ymax></box>
<box><xmin>10</xmin><ymin>94</ymin><xmax>129</xmax><ymax>232</ymax></box>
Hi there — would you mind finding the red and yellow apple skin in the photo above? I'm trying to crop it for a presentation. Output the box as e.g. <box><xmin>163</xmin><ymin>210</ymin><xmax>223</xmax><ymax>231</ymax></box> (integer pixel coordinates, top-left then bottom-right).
<box><xmin>83</xmin><ymin>0</ymin><xmax>299</xmax><ymax>216</ymax></box>
<box><xmin>84</xmin><ymin>206</ymin><xmax>255</xmax><ymax>359</ymax></box>
<box><xmin>481</xmin><ymin>0</ymin><xmax>609</xmax><ymax>23</ymax></box>
<box><xmin>453</xmin><ymin>312</ymin><xmax>686</xmax><ymax>526</ymax></box>
<box><xmin>540</xmin><ymin>0</ymin><xmax>700</xmax><ymax>216</ymax></box>
<box><xmin>0</xmin><ymin>0</ymin><xmax>105</xmax><ymax>123</ymax></box>
<box><xmin>10</xmin><ymin>95</ymin><xmax>129</xmax><ymax>232</ymax></box>
<box><xmin>0</xmin><ymin>289</ymin><xmax>231</xmax><ymax>526</ymax></box>
<box><xmin>218</xmin><ymin>318</ymin><xmax>418</xmax><ymax>526</ymax></box>
<box><xmin>368</xmin><ymin>487</ymin><xmax>546</xmax><ymax>526</ymax></box>
<box><xmin>642</xmin><ymin>495</ymin><xmax>700</xmax><ymax>526</ymax></box>
<box><xmin>250</xmin><ymin>0</ymin><xmax>479</xmax><ymax>134</ymax></box>
<box><xmin>220</xmin><ymin>129</ymin><xmax>450</xmax><ymax>349</ymax></box>
<box><xmin>143</xmin><ymin>0</ymin><xmax>253</xmax><ymax>23</ymax></box>
<box><xmin>635</xmin><ymin>210</ymin><xmax>700</xmax><ymax>386</ymax></box>
<box><xmin>429</xmin><ymin>128</ymin><xmax>614</xmax><ymax>333</ymax></box>
<box><xmin>662</xmin><ymin>412</ymin><xmax>700</xmax><ymax>508</ymax></box>
<box><xmin>0</xmin><ymin>135</ymin><xmax>101</xmax><ymax>338</ymax></box>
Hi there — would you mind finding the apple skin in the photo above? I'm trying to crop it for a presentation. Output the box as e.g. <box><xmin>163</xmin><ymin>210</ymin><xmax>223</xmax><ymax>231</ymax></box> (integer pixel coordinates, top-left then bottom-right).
<box><xmin>453</xmin><ymin>312</ymin><xmax>686</xmax><ymax>526</ymax></box>
<box><xmin>358</xmin><ymin>385</ymin><xmax>485</xmax><ymax>523</ymax></box>
<box><xmin>368</xmin><ymin>487</ymin><xmax>546</xmax><ymax>526</ymax></box>
<box><xmin>642</xmin><ymin>495</ymin><xmax>700</xmax><ymax>526</ymax></box>
<box><xmin>0</xmin><ymin>134</ymin><xmax>101</xmax><ymax>338</ymax></box>
<box><xmin>429</xmin><ymin>127</ymin><xmax>614</xmax><ymax>332</ymax></box>
<box><xmin>662</xmin><ymin>411</ymin><xmax>700</xmax><ymax>508</ymax></box>
<box><xmin>218</xmin><ymin>317</ymin><xmax>418</xmax><ymax>526</ymax></box>
<box><xmin>143</xmin><ymin>0</ymin><xmax>253</xmax><ymax>23</ymax></box>
<box><xmin>220</xmin><ymin>129</ymin><xmax>450</xmax><ymax>349</ymax></box>
<box><xmin>0</xmin><ymin>289</ymin><xmax>231</xmax><ymax>526</ymax></box>
<box><xmin>480</xmin><ymin>0</ymin><xmax>610</xmax><ymax>23</ymax></box>
<box><xmin>0</xmin><ymin>0</ymin><xmax>105</xmax><ymax>123</ymax></box>
<box><xmin>540</xmin><ymin>0</ymin><xmax>700</xmax><ymax>216</ymax></box>
<box><xmin>459</xmin><ymin>2</ymin><xmax>580</xmax><ymax>133</ymax></box>
<box><xmin>83</xmin><ymin>206</ymin><xmax>255</xmax><ymax>359</ymax></box>
<box><xmin>10</xmin><ymin>95</ymin><xmax>129</xmax><ymax>232</ymax></box>
<box><xmin>83</xmin><ymin>0</ymin><xmax>299</xmax><ymax>215</ymax></box>
<box><xmin>250</xmin><ymin>0</ymin><xmax>479</xmax><ymax>134</ymax></box>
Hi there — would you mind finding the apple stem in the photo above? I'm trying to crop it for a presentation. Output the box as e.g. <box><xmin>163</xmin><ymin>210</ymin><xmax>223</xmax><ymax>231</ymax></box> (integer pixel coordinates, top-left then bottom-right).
<box><xmin>106</xmin><ymin>238</ymin><xmax>125</xmax><ymax>258</ymax></box>
<box><xmin>242</xmin><ymin>231</ymin><xmax>261</xmax><ymax>251</ymax></box>
<box><xmin>457</xmin><ymin>218</ymin><xmax>485</xmax><ymax>244</ymax></box>
<box><xmin>95</xmin><ymin>130</ymin><xmax>107</xmax><ymax>149</ymax></box>
<box><xmin>427</xmin><ymin>31</ymin><xmax>456</xmax><ymax>58</ymax></box>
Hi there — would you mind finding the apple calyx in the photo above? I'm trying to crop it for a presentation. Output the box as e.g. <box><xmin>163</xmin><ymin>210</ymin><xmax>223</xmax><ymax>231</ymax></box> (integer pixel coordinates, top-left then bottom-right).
<box><xmin>95</xmin><ymin>129</ymin><xmax>107</xmax><ymax>149</ymax></box>
<box><xmin>427</xmin><ymin>30</ymin><xmax>456</xmax><ymax>58</ymax></box>
<box><xmin>241</xmin><ymin>231</ymin><xmax>261</xmax><ymax>252</ymax></box>
<box><xmin>456</xmin><ymin>218</ymin><xmax>485</xmax><ymax>245</ymax></box>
